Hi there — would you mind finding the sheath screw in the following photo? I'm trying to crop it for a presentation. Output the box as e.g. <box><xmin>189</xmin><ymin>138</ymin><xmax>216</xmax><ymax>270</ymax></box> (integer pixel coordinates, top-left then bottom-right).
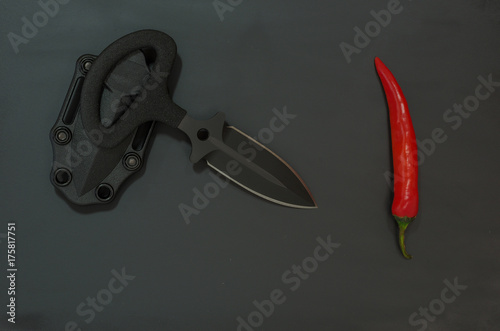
<box><xmin>53</xmin><ymin>168</ymin><xmax>72</xmax><ymax>186</ymax></box>
<box><xmin>80</xmin><ymin>57</ymin><xmax>94</xmax><ymax>74</ymax></box>
<box><xmin>123</xmin><ymin>153</ymin><xmax>141</xmax><ymax>171</ymax></box>
<box><xmin>95</xmin><ymin>184</ymin><xmax>114</xmax><ymax>202</ymax></box>
<box><xmin>54</xmin><ymin>127</ymin><xmax>71</xmax><ymax>145</ymax></box>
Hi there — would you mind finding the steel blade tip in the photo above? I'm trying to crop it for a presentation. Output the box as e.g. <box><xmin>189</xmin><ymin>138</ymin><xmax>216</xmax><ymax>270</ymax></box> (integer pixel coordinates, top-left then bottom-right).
<box><xmin>203</xmin><ymin>125</ymin><xmax>318</xmax><ymax>209</ymax></box>
<box><xmin>208</xmin><ymin>161</ymin><xmax>317</xmax><ymax>209</ymax></box>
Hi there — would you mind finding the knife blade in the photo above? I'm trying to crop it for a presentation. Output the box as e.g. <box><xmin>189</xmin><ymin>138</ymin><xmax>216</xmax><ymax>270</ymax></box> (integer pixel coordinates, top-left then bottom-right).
<box><xmin>205</xmin><ymin>126</ymin><xmax>316</xmax><ymax>208</ymax></box>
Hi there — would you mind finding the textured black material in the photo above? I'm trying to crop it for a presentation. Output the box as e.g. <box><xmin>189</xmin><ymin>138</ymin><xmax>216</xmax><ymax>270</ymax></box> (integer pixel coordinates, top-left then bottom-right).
<box><xmin>50</xmin><ymin>54</ymin><xmax>156</xmax><ymax>205</ymax></box>
<box><xmin>80</xmin><ymin>29</ymin><xmax>187</xmax><ymax>148</ymax></box>
<box><xmin>177</xmin><ymin>113</ymin><xmax>226</xmax><ymax>163</ymax></box>
<box><xmin>100</xmin><ymin>51</ymin><xmax>151</xmax><ymax>128</ymax></box>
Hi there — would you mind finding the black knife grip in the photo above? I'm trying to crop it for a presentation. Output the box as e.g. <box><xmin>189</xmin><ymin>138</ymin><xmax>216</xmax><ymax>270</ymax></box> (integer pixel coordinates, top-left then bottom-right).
<box><xmin>80</xmin><ymin>29</ymin><xmax>187</xmax><ymax>148</ymax></box>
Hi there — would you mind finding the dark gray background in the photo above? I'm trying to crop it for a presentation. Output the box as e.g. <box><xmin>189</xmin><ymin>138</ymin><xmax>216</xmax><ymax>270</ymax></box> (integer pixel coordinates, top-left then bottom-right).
<box><xmin>1</xmin><ymin>0</ymin><xmax>499</xmax><ymax>330</ymax></box>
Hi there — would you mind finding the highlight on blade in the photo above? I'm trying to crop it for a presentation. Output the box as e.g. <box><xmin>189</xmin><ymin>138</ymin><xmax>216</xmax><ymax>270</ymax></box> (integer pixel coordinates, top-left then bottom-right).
<box><xmin>205</xmin><ymin>126</ymin><xmax>317</xmax><ymax>209</ymax></box>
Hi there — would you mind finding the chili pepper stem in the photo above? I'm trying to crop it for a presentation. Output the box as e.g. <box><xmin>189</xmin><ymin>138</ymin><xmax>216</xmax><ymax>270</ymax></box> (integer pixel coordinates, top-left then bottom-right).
<box><xmin>394</xmin><ymin>216</ymin><xmax>415</xmax><ymax>259</ymax></box>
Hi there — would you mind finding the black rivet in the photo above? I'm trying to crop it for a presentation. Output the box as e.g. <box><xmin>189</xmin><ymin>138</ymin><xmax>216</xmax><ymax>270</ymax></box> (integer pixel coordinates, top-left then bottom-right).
<box><xmin>95</xmin><ymin>184</ymin><xmax>114</xmax><ymax>202</ymax></box>
<box><xmin>54</xmin><ymin>168</ymin><xmax>72</xmax><ymax>186</ymax></box>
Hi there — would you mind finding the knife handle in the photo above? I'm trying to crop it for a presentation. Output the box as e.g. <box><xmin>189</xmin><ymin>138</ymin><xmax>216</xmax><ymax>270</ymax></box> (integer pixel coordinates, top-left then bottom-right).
<box><xmin>80</xmin><ymin>29</ymin><xmax>187</xmax><ymax>148</ymax></box>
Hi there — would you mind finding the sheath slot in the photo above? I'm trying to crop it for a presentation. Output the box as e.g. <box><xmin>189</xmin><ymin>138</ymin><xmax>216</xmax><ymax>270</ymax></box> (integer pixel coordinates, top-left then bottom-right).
<box><xmin>63</xmin><ymin>77</ymin><xmax>84</xmax><ymax>125</ymax></box>
<box><xmin>132</xmin><ymin>121</ymin><xmax>154</xmax><ymax>151</ymax></box>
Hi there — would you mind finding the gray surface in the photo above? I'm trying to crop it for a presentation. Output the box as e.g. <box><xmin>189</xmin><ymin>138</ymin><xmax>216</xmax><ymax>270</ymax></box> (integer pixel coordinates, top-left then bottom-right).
<box><xmin>1</xmin><ymin>0</ymin><xmax>500</xmax><ymax>330</ymax></box>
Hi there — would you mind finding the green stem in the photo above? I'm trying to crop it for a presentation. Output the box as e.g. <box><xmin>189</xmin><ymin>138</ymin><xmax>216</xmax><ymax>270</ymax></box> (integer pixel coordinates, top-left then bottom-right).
<box><xmin>394</xmin><ymin>216</ymin><xmax>415</xmax><ymax>260</ymax></box>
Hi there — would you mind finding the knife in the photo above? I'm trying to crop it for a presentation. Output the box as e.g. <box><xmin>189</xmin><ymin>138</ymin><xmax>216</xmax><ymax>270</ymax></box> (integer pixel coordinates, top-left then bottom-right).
<box><xmin>50</xmin><ymin>30</ymin><xmax>316</xmax><ymax>208</ymax></box>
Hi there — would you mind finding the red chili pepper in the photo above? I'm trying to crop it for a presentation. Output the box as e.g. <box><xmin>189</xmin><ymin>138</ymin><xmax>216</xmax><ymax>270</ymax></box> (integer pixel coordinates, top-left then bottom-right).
<box><xmin>375</xmin><ymin>57</ymin><xmax>418</xmax><ymax>259</ymax></box>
